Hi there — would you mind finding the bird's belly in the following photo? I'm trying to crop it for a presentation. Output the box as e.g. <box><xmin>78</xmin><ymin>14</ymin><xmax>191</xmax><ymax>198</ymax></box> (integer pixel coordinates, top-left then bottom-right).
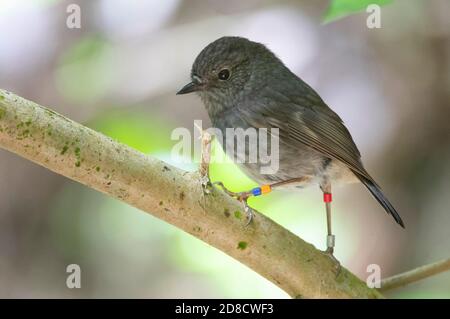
<box><xmin>236</xmin><ymin>152</ymin><xmax>357</xmax><ymax>189</ymax></box>
<box><xmin>213</xmin><ymin>116</ymin><xmax>357</xmax><ymax>188</ymax></box>
<box><xmin>237</xmin><ymin>145</ymin><xmax>321</xmax><ymax>185</ymax></box>
<box><xmin>218</xmin><ymin>131</ymin><xmax>322</xmax><ymax>186</ymax></box>
<box><xmin>219</xmin><ymin>132</ymin><xmax>357</xmax><ymax>188</ymax></box>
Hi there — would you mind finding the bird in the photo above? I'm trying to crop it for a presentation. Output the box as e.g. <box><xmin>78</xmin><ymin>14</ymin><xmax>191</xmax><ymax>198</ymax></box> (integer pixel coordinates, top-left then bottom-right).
<box><xmin>177</xmin><ymin>36</ymin><xmax>404</xmax><ymax>262</ymax></box>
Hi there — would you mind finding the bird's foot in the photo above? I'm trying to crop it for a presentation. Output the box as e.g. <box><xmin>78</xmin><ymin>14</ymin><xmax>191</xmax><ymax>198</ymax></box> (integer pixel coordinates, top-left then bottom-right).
<box><xmin>200</xmin><ymin>174</ymin><xmax>212</xmax><ymax>195</ymax></box>
<box><xmin>212</xmin><ymin>181</ymin><xmax>250</xmax><ymax>200</ymax></box>
<box><xmin>212</xmin><ymin>181</ymin><xmax>254</xmax><ymax>225</ymax></box>
<box><xmin>242</xmin><ymin>201</ymin><xmax>254</xmax><ymax>226</ymax></box>
<box><xmin>322</xmin><ymin>247</ymin><xmax>342</xmax><ymax>277</ymax></box>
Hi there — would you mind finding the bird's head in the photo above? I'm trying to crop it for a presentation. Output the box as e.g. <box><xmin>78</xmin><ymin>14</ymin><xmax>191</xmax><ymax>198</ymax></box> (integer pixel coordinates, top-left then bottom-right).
<box><xmin>177</xmin><ymin>37</ymin><xmax>279</xmax><ymax>114</ymax></box>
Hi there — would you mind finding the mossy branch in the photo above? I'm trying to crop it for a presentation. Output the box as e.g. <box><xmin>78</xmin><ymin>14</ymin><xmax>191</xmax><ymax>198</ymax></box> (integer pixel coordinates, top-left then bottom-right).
<box><xmin>0</xmin><ymin>88</ymin><xmax>383</xmax><ymax>298</ymax></box>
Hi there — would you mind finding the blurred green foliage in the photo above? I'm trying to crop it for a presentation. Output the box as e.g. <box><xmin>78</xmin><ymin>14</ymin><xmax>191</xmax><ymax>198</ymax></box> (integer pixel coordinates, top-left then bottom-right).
<box><xmin>91</xmin><ymin>111</ymin><xmax>174</xmax><ymax>154</ymax></box>
<box><xmin>55</xmin><ymin>36</ymin><xmax>117</xmax><ymax>104</ymax></box>
<box><xmin>323</xmin><ymin>0</ymin><xmax>392</xmax><ymax>23</ymax></box>
<box><xmin>393</xmin><ymin>288</ymin><xmax>450</xmax><ymax>299</ymax></box>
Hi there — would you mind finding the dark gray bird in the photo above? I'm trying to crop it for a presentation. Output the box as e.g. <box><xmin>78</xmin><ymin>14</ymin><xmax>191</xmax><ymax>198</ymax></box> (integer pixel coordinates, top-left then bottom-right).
<box><xmin>177</xmin><ymin>36</ymin><xmax>404</xmax><ymax>258</ymax></box>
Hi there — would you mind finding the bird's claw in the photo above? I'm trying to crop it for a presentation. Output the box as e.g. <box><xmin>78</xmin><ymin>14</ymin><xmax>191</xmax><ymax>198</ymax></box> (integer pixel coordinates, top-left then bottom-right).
<box><xmin>213</xmin><ymin>181</ymin><xmax>254</xmax><ymax>226</ymax></box>
<box><xmin>322</xmin><ymin>248</ymin><xmax>342</xmax><ymax>277</ymax></box>
<box><xmin>200</xmin><ymin>175</ymin><xmax>212</xmax><ymax>194</ymax></box>
<box><xmin>212</xmin><ymin>181</ymin><xmax>237</xmax><ymax>197</ymax></box>
<box><xmin>243</xmin><ymin>202</ymin><xmax>254</xmax><ymax>226</ymax></box>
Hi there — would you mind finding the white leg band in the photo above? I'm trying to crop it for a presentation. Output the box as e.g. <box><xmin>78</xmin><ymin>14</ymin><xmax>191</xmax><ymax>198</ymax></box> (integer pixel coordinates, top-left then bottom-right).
<box><xmin>327</xmin><ymin>235</ymin><xmax>335</xmax><ymax>248</ymax></box>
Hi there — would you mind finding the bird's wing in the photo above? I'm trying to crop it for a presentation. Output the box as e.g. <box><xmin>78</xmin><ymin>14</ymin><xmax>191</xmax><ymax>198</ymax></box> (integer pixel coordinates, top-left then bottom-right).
<box><xmin>240</xmin><ymin>85</ymin><xmax>375</xmax><ymax>183</ymax></box>
<box><xmin>238</xmin><ymin>81</ymin><xmax>404</xmax><ymax>225</ymax></box>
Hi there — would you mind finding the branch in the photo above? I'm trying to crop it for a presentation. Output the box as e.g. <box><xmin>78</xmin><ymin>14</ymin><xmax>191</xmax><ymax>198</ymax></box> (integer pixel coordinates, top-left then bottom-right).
<box><xmin>0</xmin><ymin>89</ymin><xmax>382</xmax><ymax>298</ymax></box>
<box><xmin>380</xmin><ymin>258</ymin><xmax>450</xmax><ymax>292</ymax></box>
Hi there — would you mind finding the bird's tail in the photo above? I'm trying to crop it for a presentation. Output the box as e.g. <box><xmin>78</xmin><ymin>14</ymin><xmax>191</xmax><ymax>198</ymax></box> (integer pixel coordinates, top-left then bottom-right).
<box><xmin>356</xmin><ymin>174</ymin><xmax>405</xmax><ymax>228</ymax></box>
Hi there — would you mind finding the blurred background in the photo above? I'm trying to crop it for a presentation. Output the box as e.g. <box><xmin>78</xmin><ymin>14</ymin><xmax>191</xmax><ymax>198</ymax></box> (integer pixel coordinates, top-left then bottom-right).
<box><xmin>0</xmin><ymin>0</ymin><xmax>449</xmax><ymax>298</ymax></box>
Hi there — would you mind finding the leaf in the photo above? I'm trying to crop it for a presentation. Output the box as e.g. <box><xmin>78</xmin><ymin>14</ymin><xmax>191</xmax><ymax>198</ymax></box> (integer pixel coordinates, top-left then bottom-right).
<box><xmin>323</xmin><ymin>0</ymin><xmax>393</xmax><ymax>24</ymax></box>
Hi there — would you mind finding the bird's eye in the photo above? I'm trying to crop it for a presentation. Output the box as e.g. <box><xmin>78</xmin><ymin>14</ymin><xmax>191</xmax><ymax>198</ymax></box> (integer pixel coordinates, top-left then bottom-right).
<box><xmin>218</xmin><ymin>69</ymin><xmax>230</xmax><ymax>81</ymax></box>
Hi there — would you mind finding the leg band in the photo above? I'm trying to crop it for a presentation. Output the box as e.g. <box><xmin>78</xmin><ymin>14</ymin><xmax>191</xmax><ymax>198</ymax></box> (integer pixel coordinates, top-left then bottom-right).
<box><xmin>327</xmin><ymin>235</ymin><xmax>335</xmax><ymax>248</ymax></box>
<box><xmin>323</xmin><ymin>192</ymin><xmax>332</xmax><ymax>203</ymax></box>
<box><xmin>251</xmin><ymin>185</ymin><xmax>272</xmax><ymax>197</ymax></box>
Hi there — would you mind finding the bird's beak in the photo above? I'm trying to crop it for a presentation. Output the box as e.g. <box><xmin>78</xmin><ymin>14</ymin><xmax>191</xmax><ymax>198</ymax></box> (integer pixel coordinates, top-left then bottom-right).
<box><xmin>177</xmin><ymin>77</ymin><xmax>202</xmax><ymax>95</ymax></box>
<box><xmin>176</xmin><ymin>82</ymin><xmax>198</xmax><ymax>95</ymax></box>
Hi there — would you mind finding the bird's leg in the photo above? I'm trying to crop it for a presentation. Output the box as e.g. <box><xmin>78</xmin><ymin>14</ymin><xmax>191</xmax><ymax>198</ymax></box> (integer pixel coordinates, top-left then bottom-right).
<box><xmin>213</xmin><ymin>182</ymin><xmax>278</xmax><ymax>225</ymax></box>
<box><xmin>213</xmin><ymin>177</ymin><xmax>310</xmax><ymax>225</ymax></box>
<box><xmin>211</xmin><ymin>181</ymin><xmax>252</xmax><ymax>200</ymax></box>
<box><xmin>199</xmin><ymin>128</ymin><xmax>213</xmax><ymax>194</ymax></box>
<box><xmin>321</xmin><ymin>184</ymin><xmax>341</xmax><ymax>276</ymax></box>
<box><xmin>325</xmin><ymin>194</ymin><xmax>334</xmax><ymax>255</ymax></box>
<box><xmin>212</xmin><ymin>181</ymin><xmax>255</xmax><ymax>225</ymax></box>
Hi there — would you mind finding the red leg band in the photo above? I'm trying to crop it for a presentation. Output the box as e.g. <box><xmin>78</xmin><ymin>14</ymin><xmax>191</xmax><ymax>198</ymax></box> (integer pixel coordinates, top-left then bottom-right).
<box><xmin>323</xmin><ymin>193</ymin><xmax>332</xmax><ymax>203</ymax></box>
